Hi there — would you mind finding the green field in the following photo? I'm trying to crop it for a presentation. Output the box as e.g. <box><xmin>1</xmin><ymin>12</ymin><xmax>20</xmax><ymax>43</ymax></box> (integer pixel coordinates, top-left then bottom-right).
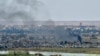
<box><xmin>1</xmin><ymin>48</ymin><xmax>100</xmax><ymax>56</ymax></box>
<box><xmin>0</xmin><ymin>51</ymin><xmax>43</xmax><ymax>56</ymax></box>
<box><xmin>10</xmin><ymin>47</ymin><xmax>100</xmax><ymax>54</ymax></box>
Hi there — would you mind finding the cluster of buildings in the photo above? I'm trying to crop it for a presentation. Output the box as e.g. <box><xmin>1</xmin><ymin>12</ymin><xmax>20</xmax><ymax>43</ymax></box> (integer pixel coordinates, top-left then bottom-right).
<box><xmin>0</xmin><ymin>22</ymin><xmax>100</xmax><ymax>48</ymax></box>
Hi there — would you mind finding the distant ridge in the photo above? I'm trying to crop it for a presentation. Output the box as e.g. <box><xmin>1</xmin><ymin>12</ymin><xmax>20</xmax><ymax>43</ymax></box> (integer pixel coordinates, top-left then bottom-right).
<box><xmin>0</xmin><ymin>21</ymin><xmax>100</xmax><ymax>26</ymax></box>
<box><xmin>34</xmin><ymin>21</ymin><xmax>100</xmax><ymax>26</ymax></box>
<box><xmin>54</xmin><ymin>21</ymin><xmax>100</xmax><ymax>26</ymax></box>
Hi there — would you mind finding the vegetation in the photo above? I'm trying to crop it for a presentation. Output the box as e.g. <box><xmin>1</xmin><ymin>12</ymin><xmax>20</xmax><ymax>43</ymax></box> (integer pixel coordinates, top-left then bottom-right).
<box><xmin>12</xmin><ymin>47</ymin><xmax>100</xmax><ymax>54</ymax></box>
<box><xmin>0</xmin><ymin>51</ymin><xmax>31</xmax><ymax>56</ymax></box>
<box><xmin>0</xmin><ymin>48</ymin><xmax>100</xmax><ymax>56</ymax></box>
<box><xmin>0</xmin><ymin>50</ymin><xmax>45</xmax><ymax>56</ymax></box>
<box><xmin>34</xmin><ymin>53</ymin><xmax>44</xmax><ymax>56</ymax></box>
<box><xmin>50</xmin><ymin>54</ymin><xmax>62</xmax><ymax>56</ymax></box>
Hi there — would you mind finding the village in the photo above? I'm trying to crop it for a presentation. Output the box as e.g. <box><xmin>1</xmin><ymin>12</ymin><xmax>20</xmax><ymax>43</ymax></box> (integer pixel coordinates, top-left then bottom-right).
<box><xmin>0</xmin><ymin>22</ymin><xmax>100</xmax><ymax>49</ymax></box>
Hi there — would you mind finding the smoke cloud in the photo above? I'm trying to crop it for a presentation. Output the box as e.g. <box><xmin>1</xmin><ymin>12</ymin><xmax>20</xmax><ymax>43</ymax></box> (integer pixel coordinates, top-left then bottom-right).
<box><xmin>0</xmin><ymin>0</ymin><xmax>49</xmax><ymax>25</ymax></box>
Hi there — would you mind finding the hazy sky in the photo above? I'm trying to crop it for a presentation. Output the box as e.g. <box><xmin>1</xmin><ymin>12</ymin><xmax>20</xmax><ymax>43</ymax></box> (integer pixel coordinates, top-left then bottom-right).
<box><xmin>0</xmin><ymin>0</ymin><xmax>100</xmax><ymax>25</ymax></box>
<box><xmin>39</xmin><ymin>0</ymin><xmax>100</xmax><ymax>21</ymax></box>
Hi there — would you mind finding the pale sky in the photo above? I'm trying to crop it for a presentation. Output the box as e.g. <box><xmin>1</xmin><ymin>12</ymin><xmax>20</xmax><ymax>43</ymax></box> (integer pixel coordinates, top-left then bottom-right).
<box><xmin>0</xmin><ymin>0</ymin><xmax>100</xmax><ymax>25</ymax></box>
<box><xmin>39</xmin><ymin>0</ymin><xmax>100</xmax><ymax>21</ymax></box>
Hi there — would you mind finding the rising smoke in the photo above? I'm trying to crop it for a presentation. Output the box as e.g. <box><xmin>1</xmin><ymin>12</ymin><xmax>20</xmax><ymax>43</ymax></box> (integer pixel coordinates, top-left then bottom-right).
<box><xmin>0</xmin><ymin>0</ymin><xmax>49</xmax><ymax>25</ymax></box>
